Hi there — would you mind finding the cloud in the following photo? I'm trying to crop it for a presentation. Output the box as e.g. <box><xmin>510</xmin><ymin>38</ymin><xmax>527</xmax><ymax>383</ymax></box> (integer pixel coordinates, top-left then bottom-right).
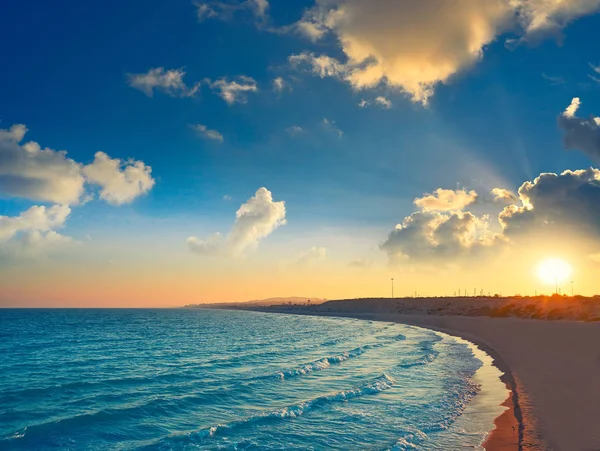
<box><xmin>0</xmin><ymin>123</ymin><xmax>156</xmax><ymax>207</ymax></box>
<box><xmin>0</xmin><ymin>124</ymin><xmax>86</xmax><ymax>205</ymax></box>
<box><xmin>381</xmin><ymin>167</ymin><xmax>600</xmax><ymax>264</ymax></box>
<box><xmin>499</xmin><ymin>168</ymin><xmax>600</xmax><ymax>238</ymax></box>
<box><xmin>191</xmin><ymin>124</ymin><xmax>224</xmax><ymax>142</ymax></box>
<box><xmin>0</xmin><ymin>204</ymin><xmax>70</xmax><ymax>241</ymax></box>
<box><xmin>381</xmin><ymin>210</ymin><xmax>499</xmax><ymax>263</ymax></box>
<box><xmin>491</xmin><ymin>188</ymin><xmax>518</xmax><ymax>203</ymax></box>
<box><xmin>358</xmin><ymin>96</ymin><xmax>393</xmax><ymax>109</ymax></box>
<box><xmin>516</xmin><ymin>0</ymin><xmax>600</xmax><ymax>42</ymax></box>
<box><xmin>272</xmin><ymin>77</ymin><xmax>287</xmax><ymax>93</ymax></box>
<box><xmin>541</xmin><ymin>73</ymin><xmax>566</xmax><ymax>85</ymax></box>
<box><xmin>187</xmin><ymin>233</ymin><xmax>223</xmax><ymax>256</ymax></box>
<box><xmin>286</xmin><ymin>125</ymin><xmax>304</xmax><ymax>136</ymax></box>
<box><xmin>195</xmin><ymin>0</ymin><xmax>269</xmax><ymax>22</ymax></box>
<box><xmin>187</xmin><ymin>187</ymin><xmax>286</xmax><ymax>256</ymax></box>
<box><xmin>557</xmin><ymin>97</ymin><xmax>600</xmax><ymax>159</ymax></box>
<box><xmin>290</xmin><ymin>0</ymin><xmax>514</xmax><ymax>105</ymax></box>
<box><xmin>288</xmin><ymin>52</ymin><xmax>348</xmax><ymax>79</ymax></box>
<box><xmin>322</xmin><ymin>118</ymin><xmax>343</xmax><ymax>138</ymax></box>
<box><xmin>127</xmin><ymin>67</ymin><xmax>200</xmax><ymax>98</ymax></box>
<box><xmin>0</xmin><ymin>205</ymin><xmax>73</xmax><ymax>257</ymax></box>
<box><xmin>293</xmin><ymin>246</ymin><xmax>327</xmax><ymax>268</ymax></box>
<box><xmin>83</xmin><ymin>152</ymin><xmax>155</xmax><ymax>205</ymax></box>
<box><xmin>223</xmin><ymin>195</ymin><xmax>232</xmax><ymax>200</ymax></box>
<box><xmin>414</xmin><ymin>188</ymin><xmax>478</xmax><ymax>212</ymax></box>
<box><xmin>348</xmin><ymin>259</ymin><xmax>372</xmax><ymax>268</ymax></box>
<box><xmin>210</xmin><ymin>76</ymin><xmax>258</xmax><ymax>104</ymax></box>
<box><xmin>288</xmin><ymin>0</ymin><xmax>600</xmax><ymax>104</ymax></box>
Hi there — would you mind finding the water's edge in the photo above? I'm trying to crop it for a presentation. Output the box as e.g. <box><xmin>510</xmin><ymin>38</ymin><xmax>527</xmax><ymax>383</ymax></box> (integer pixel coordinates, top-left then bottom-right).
<box><xmin>252</xmin><ymin>309</ymin><xmax>519</xmax><ymax>451</ymax></box>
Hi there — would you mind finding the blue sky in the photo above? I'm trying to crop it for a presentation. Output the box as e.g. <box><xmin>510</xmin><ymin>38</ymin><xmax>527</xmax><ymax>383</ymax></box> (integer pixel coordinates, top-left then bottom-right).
<box><xmin>2</xmin><ymin>0</ymin><xmax>600</xmax><ymax>305</ymax></box>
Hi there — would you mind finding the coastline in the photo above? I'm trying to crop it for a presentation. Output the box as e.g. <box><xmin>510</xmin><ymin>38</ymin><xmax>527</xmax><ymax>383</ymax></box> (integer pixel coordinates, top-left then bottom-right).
<box><xmin>257</xmin><ymin>310</ymin><xmax>543</xmax><ymax>450</ymax></box>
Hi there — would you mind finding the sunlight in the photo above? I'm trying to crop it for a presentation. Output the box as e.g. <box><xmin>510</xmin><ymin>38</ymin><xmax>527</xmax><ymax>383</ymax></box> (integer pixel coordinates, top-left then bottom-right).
<box><xmin>537</xmin><ymin>258</ymin><xmax>573</xmax><ymax>286</ymax></box>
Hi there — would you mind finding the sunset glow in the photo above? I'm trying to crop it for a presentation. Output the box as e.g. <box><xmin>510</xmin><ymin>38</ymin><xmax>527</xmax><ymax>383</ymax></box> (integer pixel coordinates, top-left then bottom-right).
<box><xmin>537</xmin><ymin>258</ymin><xmax>573</xmax><ymax>286</ymax></box>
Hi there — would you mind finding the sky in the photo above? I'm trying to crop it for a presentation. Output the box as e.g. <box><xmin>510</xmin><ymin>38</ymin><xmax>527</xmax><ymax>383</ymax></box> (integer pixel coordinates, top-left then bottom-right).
<box><xmin>2</xmin><ymin>0</ymin><xmax>600</xmax><ymax>307</ymax></box>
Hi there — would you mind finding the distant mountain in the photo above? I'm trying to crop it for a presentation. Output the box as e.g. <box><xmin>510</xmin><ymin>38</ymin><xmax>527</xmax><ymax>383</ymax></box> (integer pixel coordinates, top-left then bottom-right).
<box><xmin>183</xmin><ymin>297</ymin><xmax>327</xmax><ymax>309</ymax></box>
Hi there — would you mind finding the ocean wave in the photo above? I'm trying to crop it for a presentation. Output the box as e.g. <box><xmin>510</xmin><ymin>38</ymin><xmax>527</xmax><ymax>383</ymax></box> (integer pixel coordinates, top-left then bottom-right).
<box><xmin>269</xmin><ymin>346</ymin><xmax>369</xmax><ymax>380</ymax></box>
<box><xmin>146</xmin><ymin>373</ymin><xmax>396</xmax><ymax>449</ymax></box>
<box><xmin>388</xmin><ymin>429</ymin><xmax>429</xmax><ymax>450</ymax></box>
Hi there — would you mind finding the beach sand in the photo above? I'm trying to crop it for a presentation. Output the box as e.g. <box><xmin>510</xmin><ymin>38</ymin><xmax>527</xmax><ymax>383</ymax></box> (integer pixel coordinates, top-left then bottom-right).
<box><xmin>262</xmin><ymin>308</ymin><xmax>600</xmax><ymax>450</ymax></box>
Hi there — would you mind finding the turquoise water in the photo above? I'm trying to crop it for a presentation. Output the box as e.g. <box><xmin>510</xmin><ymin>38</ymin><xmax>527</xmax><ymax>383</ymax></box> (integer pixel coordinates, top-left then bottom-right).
<box><xmin>0</xmin><ymin>309</ymin><xmax>506</xmax><ymax>450</ymax></box>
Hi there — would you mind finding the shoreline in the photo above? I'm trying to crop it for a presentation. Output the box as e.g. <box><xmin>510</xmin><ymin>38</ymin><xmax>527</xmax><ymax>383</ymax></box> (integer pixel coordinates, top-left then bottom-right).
<box><xmin>256</xmin><ymin>309</ymin><xmax>540</xmax><ymax>450</ymax></box>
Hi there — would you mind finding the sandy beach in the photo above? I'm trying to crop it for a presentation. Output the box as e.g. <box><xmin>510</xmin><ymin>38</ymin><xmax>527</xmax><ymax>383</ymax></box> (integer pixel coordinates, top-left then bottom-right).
<box><xmin>255</xmin><ymin>302</ymin><xmax>600</xmax><ymax>451</ymax></box>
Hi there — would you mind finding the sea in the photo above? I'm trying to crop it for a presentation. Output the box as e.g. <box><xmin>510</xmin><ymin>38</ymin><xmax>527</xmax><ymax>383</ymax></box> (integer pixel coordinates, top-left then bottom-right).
<box><xmin>0</xmin><ymin>309</ymin><xmax>508</xmax><ymax>450</ymax></box>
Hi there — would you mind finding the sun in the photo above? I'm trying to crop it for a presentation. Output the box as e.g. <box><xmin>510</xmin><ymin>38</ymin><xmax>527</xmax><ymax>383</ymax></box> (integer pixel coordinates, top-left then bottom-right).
<box><xmin>537</xmin><ymin>258</ymin><xmax>573</xmax><ymax>285</ymax></box>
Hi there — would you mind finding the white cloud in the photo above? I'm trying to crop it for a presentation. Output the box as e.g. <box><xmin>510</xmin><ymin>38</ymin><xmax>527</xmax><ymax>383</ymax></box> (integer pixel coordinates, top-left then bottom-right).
<box><xmin>191</xmin><ymin>124</ymin><xmax>224</xmax><ymax>142</ymax></box>
<box><xmin>414</xmin><ymin>188</ymin><xmax>478</xmax><ymax>212</ymax></box>
<box><xmin>83</xmin><ymin>152</ymin><xmax>155</xmax><ymax>205</ymax></box>
<box><xmin>322</xmin><ymin>118</ymin><xmax>343</xmax><ymax>138</ymax></box>
<box><xmin>223</xmin><ymin>195</ymin><xmax>232</xmax><ymax>200</ymax></box>
<box><xmin>187</xmin><ymin>233</ymin><xmax>223</xmax><ymax>255</ymax></box>
<box><xmin>0</xmin><ymin>205</ymin><xmax>73</xmax><ymax>257</ymax></box>
<box><xmin>374</xmin><ymin>96</ymin><xmax>393</xmax><ymax>108</ymax></box>
<box><xmin>195</xmin><ymin>0</ymin><xmax>269</xmax><ymax>22</ymax></box>
<box><xmin>127</xmin><ymin>67</ymin><xmax>200</xmax><ymax>97</ymax></box>
<box><xmin>288</xmin><ymin>0</ymin><xmax>600</xmax><ymax>104</ymax></box>
<box><xmin>358</xmin><ymin>96</ymin><xmax>393</xmax><ymax>109</ymax></box>
<box><xmin>272</xmin><ymin>77</ymin><xmax>287</xmax><ymax>93</ymax></box>
<box><xmin>0</xmin><ymin>204</ymin><xmax>70</xmax><ymax>241</ymax></box>
<box><xmin>516</xmin><ymin>0</ymin><xmax>600</xmax><ymax>41</ymax></box>
<box><xmin>289</xmin><ymin>52</ymin><xmax>348</xmax><ymax>79</ymax></box>
<box><xmin>210</xmin><ymin>76</ymin><xmax>258</xmax><ymax>104</ymax></box>
<box><xmin>187</xmin><ymin>187</ymin><xmax>286</xmax><ymax>256</ymax></box>
<box><xmin>286</xmin><ymin>125</ymin><xmax>304</xmax><ymax>136</ymax></box>
<box><xmin>557</xmin><ymin>97</ymin><xmax>600</xmax><ymax>159</ymax></box>
<box><xmin>293</xmin><ymin>246</ymin><xmax>327</xmax><ymax>268</ymax></box>
<box><xmin>0</xmin><ymin>124</ymin><xmax>86</xmax><ymax>205</ymax></box>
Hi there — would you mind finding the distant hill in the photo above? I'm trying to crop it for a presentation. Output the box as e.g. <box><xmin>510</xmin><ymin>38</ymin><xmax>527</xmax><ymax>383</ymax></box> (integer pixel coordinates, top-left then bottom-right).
<box><xmin>183</xmin><ymin>297</ymin><xmax>327</xmax><ymax>309</ymax></box>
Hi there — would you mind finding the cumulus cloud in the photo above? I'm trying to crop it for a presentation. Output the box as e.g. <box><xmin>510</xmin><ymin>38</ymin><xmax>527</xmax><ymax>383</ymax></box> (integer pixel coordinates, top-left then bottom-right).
<box><xmin>293</xmin><ymin>246</ymin><xmax>327</xmax><ymax>268</ymax></box>
<box><xmin>83</xmin><ymin>152</ymin><xmax>155</xmax><ymax>205</ymax></box>
<box><xmin>0</xmin><ymin>123</ymin><xmax>156</xmax><ymax>206</ymax></box>
<box><xmin>558</xmin><ymin>97</ymin><xmax>600</xmax><ymax>159</ymax></box>
<box><xmin>0</xmin><ymin>205</ymin><xmax>73</xmax><ymax>256</ymax></box>
<box><xmin>382</xmin><ymin>167</ymin><xmax>600</xmax><ymax>264</ymax></box>
<box><xmin>289</xmin><ymin>0</ymin><xmax>600</xmax><ymax>104</ymax></box>
<box><xmin>291</xmin><ymin>0</ymin><xmax>514</xmax><ymax>104</ymax></box>
<box><xmin>210</xmin><ymin>76</ymin><xmax>258</xmax><ymax>104</ymax></box>
<box><xmin>187</xmin><ymin>187</ymin><xmax>286</xmax><ymax>256</ymax></box>
<box><xmin>0</xmin><ymin>124</ymin><xmax>86</xmax><ymax>205</ymax></box>
<box><xmin>499</xmin><ymin>168</ymin><xmax>600</xmax><ymax>237</ymax></box>
<box><xmin>381</xmin><ymin>210</ymin><xmax>498</xmax><ymax>263</ymax></box>
<box><xmin>414</xmin><ymin>188</ymin><xmax>478</xmax><ymax>212</ymax></box>
<box><xmin>191</xmin><ymin>124</ymin><xmax>224</xmax><ymax>142</ymax></box>
<box><xmin>127</xmin><ymin>67</ymin><xmax>200</xmax><ymax>97</ymax></box>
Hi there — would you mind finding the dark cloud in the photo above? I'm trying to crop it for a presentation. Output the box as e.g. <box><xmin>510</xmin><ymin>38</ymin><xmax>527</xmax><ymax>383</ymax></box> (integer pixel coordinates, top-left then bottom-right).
<box><xmin>557</xmin><ymin>97</ymin><xmax>600</xmax><ymax>159</ymax></box>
